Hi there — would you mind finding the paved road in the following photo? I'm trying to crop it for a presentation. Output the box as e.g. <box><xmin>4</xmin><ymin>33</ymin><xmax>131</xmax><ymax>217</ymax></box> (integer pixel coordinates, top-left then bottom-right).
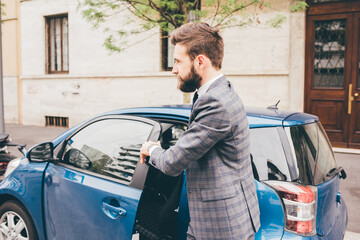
<box><xmin>3</xmin><ymin>123</ymin><xmax>360</xmax><ymax>239</ymax></box>
<box><xmin>336</xmin><ymin>152</ymin><xmax>360</xmax><ymax>236</ymax></box>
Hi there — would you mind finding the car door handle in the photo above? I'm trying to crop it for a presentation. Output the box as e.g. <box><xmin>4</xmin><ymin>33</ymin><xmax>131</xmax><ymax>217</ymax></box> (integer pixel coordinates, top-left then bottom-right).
<box><xmin>102</xmin><ymin>202</ymin><xmax>127</xmax><ymax>218</ymax></box>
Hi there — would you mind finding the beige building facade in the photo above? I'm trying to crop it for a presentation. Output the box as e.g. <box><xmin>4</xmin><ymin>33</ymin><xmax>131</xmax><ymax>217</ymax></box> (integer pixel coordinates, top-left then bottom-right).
<box><xmin>1</xmin><ymin>0</ymin><xmax>21</xmax><ymax>124</ymax></box>
<box><xmin>11</xmin><ymin>0</ymin><xmax>306</xmax><ymax>128</ymax></box>
<box><xmin>5</xmin><ymin>0</ymin><xmax>360</xmax><ymax>148</ymax></box>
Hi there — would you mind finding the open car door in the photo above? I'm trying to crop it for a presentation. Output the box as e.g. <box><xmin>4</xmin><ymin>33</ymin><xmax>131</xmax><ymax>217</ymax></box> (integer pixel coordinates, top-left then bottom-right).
<box><xmin>43</xmin><ymin>115</ymin><xmax>161</xmax><ymax>240</ymax></box>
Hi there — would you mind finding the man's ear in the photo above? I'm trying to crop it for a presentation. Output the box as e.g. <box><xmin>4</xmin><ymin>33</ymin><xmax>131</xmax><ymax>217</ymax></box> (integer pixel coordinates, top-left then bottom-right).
<box><xmin>196</xmin><ymin>54</ymin><xmax>207</xmax><ymax>70</ymax></box>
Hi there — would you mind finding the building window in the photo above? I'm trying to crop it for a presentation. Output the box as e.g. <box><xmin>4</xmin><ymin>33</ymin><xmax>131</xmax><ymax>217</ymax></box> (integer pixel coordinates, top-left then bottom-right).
<box><xmin>161</xmin><ymin>1</ymin><xmax>200</xmax><ymax>71</ymax></box>
<box><xmin>46</xmin><ymin>15</ymin><xmax>69</xmax><ymax>73</ymax></box>
<box><xmin>161</xmin><ymin>31</ymin><xmax>175</xmax><ymax>71</ymax></box>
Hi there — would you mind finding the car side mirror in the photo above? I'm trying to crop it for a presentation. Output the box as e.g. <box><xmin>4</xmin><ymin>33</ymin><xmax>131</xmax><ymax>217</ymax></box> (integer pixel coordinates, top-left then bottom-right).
<box><xmin>340</xmin><ymin>168</ymin><xmax>347</xmax><ymax>180</ymax></box>
<box><xmin>27</xmin><ymin>142</ymin><xmax>54</xmax><ymax>162</ymax></box>
<box><xmin>64</xmin><ymin>148</ymin><xmax>92</xmax><ymax>170</ymax></box>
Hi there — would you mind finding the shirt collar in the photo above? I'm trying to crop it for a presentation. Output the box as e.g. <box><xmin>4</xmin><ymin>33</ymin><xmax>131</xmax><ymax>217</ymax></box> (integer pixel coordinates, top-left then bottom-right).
<box><xmin>197</xmin><ymin>74</ymin><xmax>224</xmax><ymax>97</ymax></box>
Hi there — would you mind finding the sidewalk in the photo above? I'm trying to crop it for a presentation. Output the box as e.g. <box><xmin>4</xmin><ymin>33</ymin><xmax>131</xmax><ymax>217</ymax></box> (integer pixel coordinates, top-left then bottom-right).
<box><xmin>3</xmin><ymin>123</ymin><xmax>360</xmax><ymax>239</ymax></box>
<box><xmin>5</xmin><ymin>123</ymin><xmax>65</xmax><ymax>155</ymax></box>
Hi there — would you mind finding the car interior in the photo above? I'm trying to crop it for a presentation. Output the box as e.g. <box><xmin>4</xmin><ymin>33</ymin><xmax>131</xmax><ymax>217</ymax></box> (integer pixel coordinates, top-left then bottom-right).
<box><xmin>133</xmin><ymin>121</ymin><xmax>268</xmax><ymax>240</ymax></box>
<box><xmin>134</xmin><ymin>121</ymin><xmax>187</xmax><ymax>240</ymax></box>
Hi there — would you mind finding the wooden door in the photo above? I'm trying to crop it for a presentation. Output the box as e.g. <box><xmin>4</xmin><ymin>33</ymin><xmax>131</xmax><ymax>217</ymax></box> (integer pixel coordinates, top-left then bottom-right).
<box><xmin>305</xmin><ymin>1</ymin><xmax>360</xmax><ymax>148</ymax></box>
<box><xmin>349</xmin><ymin>12</ymin><xmax>360</xmax><ymax>148</ymax></box>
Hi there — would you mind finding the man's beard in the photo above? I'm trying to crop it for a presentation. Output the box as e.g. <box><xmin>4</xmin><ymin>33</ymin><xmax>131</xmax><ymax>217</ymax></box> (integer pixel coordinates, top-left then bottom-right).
<box><xmin>177</xmin><ymin>65</ymin><xmax>202</xmax><ymax>93</ymax></box>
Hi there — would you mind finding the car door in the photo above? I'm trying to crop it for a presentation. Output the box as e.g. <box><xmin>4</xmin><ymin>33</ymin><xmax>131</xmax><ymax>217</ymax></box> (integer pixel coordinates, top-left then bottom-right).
<box><xmin>43</xmin><ymin>115</ymin><xmax>161</xmax><ymax>240</ymax></box>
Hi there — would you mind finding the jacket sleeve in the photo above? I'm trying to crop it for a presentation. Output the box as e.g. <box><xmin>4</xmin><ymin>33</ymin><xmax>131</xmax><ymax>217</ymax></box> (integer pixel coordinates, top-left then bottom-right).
<box><xmin>148</xmin><ymin>95</ymin><xmax>231</xmax><ymax>176</ymax></box>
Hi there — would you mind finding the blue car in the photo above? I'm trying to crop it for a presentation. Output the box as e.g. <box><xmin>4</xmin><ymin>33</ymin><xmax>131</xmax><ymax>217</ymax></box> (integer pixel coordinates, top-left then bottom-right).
<box><xmin>0</xmin><ymin>105</ymin><xmax>348</xmax><ymax>240</ymax></box>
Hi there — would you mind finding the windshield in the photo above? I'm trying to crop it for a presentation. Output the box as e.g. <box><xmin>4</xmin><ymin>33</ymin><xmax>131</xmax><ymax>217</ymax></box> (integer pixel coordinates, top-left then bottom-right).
<box><xmin>285</xmin><ymin>122</ymin><xmax>337</xmax><ymax>185</ymax></box>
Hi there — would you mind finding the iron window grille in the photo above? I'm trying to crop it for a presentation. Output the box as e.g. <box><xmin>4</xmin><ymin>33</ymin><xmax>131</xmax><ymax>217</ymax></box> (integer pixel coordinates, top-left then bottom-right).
<box><xmin>45</xmin><ymin>14</ymin><xmax>69</xmax><ymax>74</ymax></box>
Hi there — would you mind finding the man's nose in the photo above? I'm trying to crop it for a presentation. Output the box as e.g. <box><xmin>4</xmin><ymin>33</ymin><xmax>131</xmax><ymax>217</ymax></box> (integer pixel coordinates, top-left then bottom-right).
<box><xmin>172</xmin><ymin>67</ymin><xmax>178</xmax><ymax>74</ymax></box>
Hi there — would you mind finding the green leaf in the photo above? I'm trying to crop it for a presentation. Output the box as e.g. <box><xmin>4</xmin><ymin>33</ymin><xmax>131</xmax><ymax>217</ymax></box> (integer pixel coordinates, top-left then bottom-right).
<box><xmin>204</xmin><ymin>0</ymin><xmax>216</xmax><ymax>6</ymax></box>
<box><xmin>290</xmin><ymin>1</ymin><xmax>308</xmax><ymax>12</ymax></box>
<box><xmin>103</xmin><ymin>35</ymin><xmax>124</xmax><ymax>52</ymax></box>
<box><xmin>77</xmin><ymin>0</ymin><xmax>291</xmax><ymax>53</ymax></box>
<box><xmin>1</xmin><ymin>2</ymin><xmax>6</xmax><ymax>16</ymax></box>
<box><xmin>266</xmin><ymin>14</ymin><xmax>286</xmax><ymax>28</ymax></box>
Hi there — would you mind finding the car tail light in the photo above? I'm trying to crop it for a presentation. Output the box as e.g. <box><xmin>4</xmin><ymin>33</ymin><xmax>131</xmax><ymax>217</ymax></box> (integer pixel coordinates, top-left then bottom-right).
<box><xmin>266</xmin><ymin>181</ymin><xmax>317</xmax><ymax>236</ymax></box>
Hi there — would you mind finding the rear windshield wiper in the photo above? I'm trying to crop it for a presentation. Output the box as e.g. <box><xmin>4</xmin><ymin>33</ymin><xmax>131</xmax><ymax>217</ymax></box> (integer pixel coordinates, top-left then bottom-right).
<box><xmin>326</xmin><ymin>167</ymin><xmax>347</xmax><ymax>179</ymax></box>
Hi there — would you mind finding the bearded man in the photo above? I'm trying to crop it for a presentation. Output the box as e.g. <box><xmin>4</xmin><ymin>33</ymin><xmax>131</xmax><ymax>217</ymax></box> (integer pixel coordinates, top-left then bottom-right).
<box><xmin>140</xmin><ymin>22</ymin><xmax>260</xmax><ymax>240</ymax></box>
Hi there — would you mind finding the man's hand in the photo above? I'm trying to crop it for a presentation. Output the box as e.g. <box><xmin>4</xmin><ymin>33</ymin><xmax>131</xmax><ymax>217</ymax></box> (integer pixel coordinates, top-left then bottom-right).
<box><xmin>140</xmin><ymin>141</ymin><xmax>161</xmax><ymax>164</ymax></box>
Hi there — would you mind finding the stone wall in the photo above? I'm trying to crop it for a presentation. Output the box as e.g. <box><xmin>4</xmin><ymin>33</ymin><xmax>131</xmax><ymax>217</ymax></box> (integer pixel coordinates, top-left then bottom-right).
<box><xmin>18</xmin><ymin>0</ymin><xmax>306</xmax><ymax>127</ymax></box>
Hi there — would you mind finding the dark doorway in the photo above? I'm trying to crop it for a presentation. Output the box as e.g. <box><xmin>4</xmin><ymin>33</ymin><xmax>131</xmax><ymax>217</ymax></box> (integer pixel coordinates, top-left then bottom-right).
<box><xmin>305</xmin><ymin>1</ymin><xmax>360</xmax><ymax>148</ymax></box>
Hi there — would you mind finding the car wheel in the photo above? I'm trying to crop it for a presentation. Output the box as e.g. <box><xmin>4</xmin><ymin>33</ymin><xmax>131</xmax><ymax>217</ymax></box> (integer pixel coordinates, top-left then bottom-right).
<box><xmin>0</xmin><ymin>201</ymin><xmax>38</xmax><ymax>240</ymax></box>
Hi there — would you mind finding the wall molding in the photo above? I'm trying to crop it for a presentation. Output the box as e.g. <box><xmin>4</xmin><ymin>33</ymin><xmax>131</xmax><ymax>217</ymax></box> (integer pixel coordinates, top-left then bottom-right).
<box><xmin>20</xmin><ymin>70</ymin><xmax>289</xmax><ymax>80</ymax></box>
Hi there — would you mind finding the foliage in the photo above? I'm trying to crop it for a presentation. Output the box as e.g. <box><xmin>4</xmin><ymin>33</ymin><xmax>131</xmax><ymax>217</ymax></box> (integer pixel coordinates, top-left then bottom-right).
<box><xmin>266</xmin><ymin>14</ymin><xmax>286</xmax><ymax>28</ymax></box>
<box><xmin>290</xmin><ymin>1</ymin><xmax>308</xmax><ymax>13</ymax></box>
<box><xmin>1</xmin><ymin>2</ymin><xmax>5</xmax><ymax>18</ymax></box>
<box><xmin>78</xmin><ymin>0</ymin><xmax>307</xmax><ymax>52</ymax></box>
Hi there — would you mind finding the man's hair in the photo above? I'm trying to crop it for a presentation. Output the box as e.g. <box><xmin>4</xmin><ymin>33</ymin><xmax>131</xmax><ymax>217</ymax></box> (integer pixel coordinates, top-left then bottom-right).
<box><xmin>170</xmin><ymin>22</ymin><xmax>224</xmax><ymax>70</ymax></box>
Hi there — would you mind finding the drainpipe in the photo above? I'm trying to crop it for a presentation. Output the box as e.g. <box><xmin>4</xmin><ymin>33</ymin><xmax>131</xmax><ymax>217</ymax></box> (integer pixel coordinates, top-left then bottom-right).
<box><xmin>0</xmin><ymin>0</ymin><xmax>5</xmax><ymax>133</ymax></box>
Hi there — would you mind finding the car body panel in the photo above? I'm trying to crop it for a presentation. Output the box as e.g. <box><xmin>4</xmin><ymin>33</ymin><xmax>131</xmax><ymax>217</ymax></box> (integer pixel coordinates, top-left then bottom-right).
<box><xmin>283</xmin><ymin>113</ymin><xmax>319</xmax><ymax>127</ymax></box>
<box><xmin>254</xmin><ymin>181</ymin><xmax>285</xmax><ymax>240</ymax></box>
<box><xmin>0</xmin><ymin>106</ymin><xmax>347</xmax><ymax>240</ymax></box>
<box><xmin>175</xmin><ymin>177</ymin><xmax>286</xmax><ymax>240</ymax></box>
<box><xmin>0</xmin><ymin>159</ymin><xmax>47</xmax><ymax>240</ymax></box>
<box><xmin>43</xmin><ymin>163</ymin><xmax>141</xmax><ymax>240</ymax></box>
<box><xmin>316</xmin><ymin>175</ymin><xmax>343</xmax><ymax>236</ymax></box>
<box><xmin>175</xmin><ymin>173</ymin><xmax>190</xmax><ymax>240</ymax></box>
<box><xmin>280</xmin><ymin>175</ymin><xmax>348</xmax><ymax>240</ymax></box>
<box><xmin>281</xmin><ymin>231</ymin><xmax>323</xmax><ymax>239</ymax></box>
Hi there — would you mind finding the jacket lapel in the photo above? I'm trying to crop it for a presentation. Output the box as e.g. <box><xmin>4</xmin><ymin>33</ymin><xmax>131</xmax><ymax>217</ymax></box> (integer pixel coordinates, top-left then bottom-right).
<box><xmin>189</xmin><ymin>76</ymin><xmax>229</xmax><ymax>124</ymax></box>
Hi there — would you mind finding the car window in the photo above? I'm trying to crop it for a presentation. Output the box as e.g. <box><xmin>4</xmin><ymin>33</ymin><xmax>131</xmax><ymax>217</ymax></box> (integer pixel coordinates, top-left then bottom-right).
<box><xmin>285</xmin><ymin>122</ymin><xmax>337</xmax><ymax>185</ymax></box>
<box><xmin>250</xmin><ymin>127</ymin><xmax>291</xmax><ymax>181</ymax></box>
<box><xmin>160</xmin><ymin>123</ymin><xmax>187</xmax><ymax>149</ymax></box>
<box><xmin>62</xmin><ymin>118</ymin><xmax>153</xmax><ymax>185</ymax></box>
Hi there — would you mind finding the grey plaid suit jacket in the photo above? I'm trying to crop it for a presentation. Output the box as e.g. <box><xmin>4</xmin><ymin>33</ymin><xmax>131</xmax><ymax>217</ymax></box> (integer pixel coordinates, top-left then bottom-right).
<box><xmin>149</xmin><ymin>76</ymin><xmax>260</xmax><ymax>240</ymax></box>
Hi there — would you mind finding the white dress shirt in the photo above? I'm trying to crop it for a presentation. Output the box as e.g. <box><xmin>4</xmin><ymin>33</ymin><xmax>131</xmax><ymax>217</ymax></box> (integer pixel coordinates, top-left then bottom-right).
<box><xmin>196</xmin><ymin>74</ymin><xmax>223</xmax><ymax>97</ymax></box>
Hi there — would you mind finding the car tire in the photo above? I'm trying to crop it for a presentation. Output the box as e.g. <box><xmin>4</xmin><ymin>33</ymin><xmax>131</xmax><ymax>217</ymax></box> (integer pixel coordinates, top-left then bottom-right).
<box><xmin>0</xmin><ymin>200</ymin><xmax>38</xmax><ymax>240</ymax></box>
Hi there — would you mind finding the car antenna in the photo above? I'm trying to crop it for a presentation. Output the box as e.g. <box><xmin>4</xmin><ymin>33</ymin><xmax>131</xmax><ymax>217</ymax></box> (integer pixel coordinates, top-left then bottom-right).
<box><xmin>267</xmin><ymin>100</ymin><xmax>280</xmax><ymax>110</ymax></box>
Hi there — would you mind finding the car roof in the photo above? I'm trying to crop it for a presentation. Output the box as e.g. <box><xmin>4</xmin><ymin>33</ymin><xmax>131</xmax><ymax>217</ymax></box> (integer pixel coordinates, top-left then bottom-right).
<box><xmin>52</xmin><ymin>105</ymin><xmax>319</xmax><ymax>146</ymax></box>
<box><xmin>104</xmin><ymin>104</ymin><xmax>318</xmax><ymax>128</ymax></box>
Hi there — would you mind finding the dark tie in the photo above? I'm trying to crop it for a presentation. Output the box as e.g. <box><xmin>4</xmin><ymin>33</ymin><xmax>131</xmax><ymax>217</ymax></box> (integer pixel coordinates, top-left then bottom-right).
<box><xmin>192</xmin><ymin>92</ymin><xmax>199</xmax><ymax>105</ymax></box>
<box><xmin>191</xmin><ymin>92</ymin><xmax>198</xmax><ymax>111</ymax></box>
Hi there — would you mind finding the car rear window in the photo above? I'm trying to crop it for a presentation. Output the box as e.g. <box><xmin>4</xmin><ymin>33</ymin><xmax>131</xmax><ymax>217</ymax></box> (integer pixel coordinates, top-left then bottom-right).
<box><xmin>285</xmin><ymin>122</ymin><xmax>337</xmax><ymax>185</ymax></box>
<box><xmin>250</xmin><ymin>127</ymin><xmax>291</xmax><ymax>182</ymax></box>
<box><xmin>250</xmin><ymin>122</ymin><xmax>337</xmax><ymax>185</ymax></box>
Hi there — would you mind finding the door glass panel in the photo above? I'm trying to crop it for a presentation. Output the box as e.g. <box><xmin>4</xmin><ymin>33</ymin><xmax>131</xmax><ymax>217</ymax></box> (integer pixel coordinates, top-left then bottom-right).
<box><xmin>55</xmin><ymin>18</ymin><xmax>61</xmax><ymax>71</ymax></box>
<box><xmin>62</xmin><ymin>17</ymin><xmax>69</xmax><ymax>71</ymax></box>
<box><xmin>50</xmin><ymin>19</ymin><xmax>55</xmax><ymax>72</ymax></box>
<box><xmin>313</xmin><ymin>19</ymin><xmax>346</xmax><ymax>88</ymax></box>
<box><xmin>250</xmin><ymin>128</ymin><xmax>291</xmax><ymax>182</ymax></box>
<box><xmin>62</xmin><ymin>119</ymin><xmax>153</xmax><ymax>185</ymax></box>
<box><xmin>285</xmin><ymin>122</ymin><xmax>337</xmax><ymax>185</ymax></box>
